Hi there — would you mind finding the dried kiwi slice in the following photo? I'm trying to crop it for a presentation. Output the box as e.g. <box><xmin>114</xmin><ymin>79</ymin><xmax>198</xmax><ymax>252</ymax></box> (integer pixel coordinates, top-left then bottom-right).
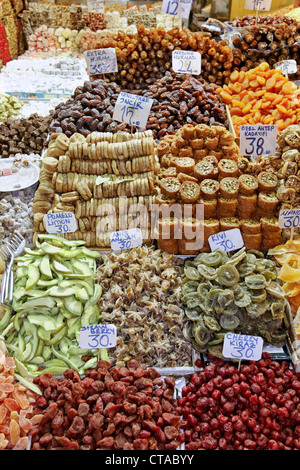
<box><xmin>269</xmin><ymin>330</ymin><xmax>286</xmax><ymax>346</ymax></box>
<box><xmin>203</xmin><ymin>314</ymin><xmax>221</xmax><ymax>331</ymax></box>
<box><xmin>197</xmin><ymin>281</ymin><xmax>213</xmax><ymax>302</ymax></box>
<box><xmin>245</xmin><ymin>274</ymin><xmax>268</xmax><ymax>290</ymax></box>
<box><xmin>182</xmin><ymin>280</ymin><xmax>199</xmax><ymax>296</ymax></box>
<box><xmin>222</xmin><ymin>303</ymin><xmax>239</xmax><ymax>316</ymax></box>
<box><xmin>237</xmin><ymin>260</ymin><xmax>256</xmax><ymax>277</ymax></box>
<box><xmin>197</xmin><ymin>264</ymin><xmax>218</xmax><ymax>280</ymax></box>
<box><xmin>207</xmin><ymin>344</ymin><xmax>224</xmax><ymax>359</ymax></box>
<box><xmin>220</xmin><ymin>314</ymin><xmax>240</xmax><ymax>330</ymax></box>
<box><xmin>270</xmin><ymin>301</ymin><xmax>286</xmax><ymax>319</ymax></box>
<box><xmin>184</xmin><ymin>266</ymin><xmax>201</xmax><ymax>281</ymax></box>
<box><xmin>193</xmin><ymin>324</ymin><xmax>211</xmax><ymax>346</ymax></box>
<box><xmin>184</xmin><ymin>293</ymin><xmax>200</xmax><ymax>309</ymax></box>
<box><xmin>246</xmin><ymin>299</ymin><xmax>270</xmax><ymax>317</ymax></box>
<box><xmin>250</xmin><ymin>288</ymin><xmax>267</xmax><ymax>303</ymax></box>
<box><xmin>233</xmin><ymin>284</ymin><xmax>252</xmax><ymax>307</ymax></box>
<box><xmin>191</xmin><ymin>338</ymin><xmax>207</xmax><ymax>353</ymax></box>
<box><xmin>205</xmin><ymin>287</ymin><xmax>223</xmax><ymax>312</ymax></box>
<box><xmin>185</xmin><ymin>308</ymin><xmax>203</xmax><ymax>321</ymax></box>
<box><xmin>218</xmin><ymin>289</ymin><xmax>234</xmax><ymax>309</ymax></box>
<box><xmin>216</xmin><ymin>264</ymin><xmax>240</xmax><ymax>287</ymax></box>
<box><xmin>198</xmin><ymin>250</ymin><xmax>224</xmax><ymax>267</ymax></box>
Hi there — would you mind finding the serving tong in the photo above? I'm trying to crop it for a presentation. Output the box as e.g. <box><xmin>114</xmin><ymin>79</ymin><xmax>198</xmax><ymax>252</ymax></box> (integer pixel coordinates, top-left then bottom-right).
<box><xmin>0</xmin><ymin>233</ymin><xmax>25</xmax><ymax>305</ymax></box>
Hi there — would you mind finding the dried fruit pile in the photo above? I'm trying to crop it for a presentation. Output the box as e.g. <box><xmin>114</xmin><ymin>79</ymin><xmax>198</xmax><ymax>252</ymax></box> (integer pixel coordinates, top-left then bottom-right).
<box><xmin>219</xmin><ymin>62</ymin><xmax>300</xmax><ymax>137</ymax></box>
<box><xmin>29</xmin><ymin>359</ymin><xmax>182</xmax><ymax>450</ymax></box>
<box><xmin>181</xmin><ymin>248</ymin><xmax>289</xmax><ymax>356</ymax></box>
<box><xmin>178</xmin><ymin>354</ymin><xmax>300</xmax><ymax>450</ymax></box>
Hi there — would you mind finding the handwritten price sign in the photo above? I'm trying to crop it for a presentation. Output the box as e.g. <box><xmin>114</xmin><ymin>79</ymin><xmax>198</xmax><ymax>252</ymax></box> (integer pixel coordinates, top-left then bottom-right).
<box><xmin>223</xmin><ymin>333</ymin><xmax>263</xmax><ymax>361</ymax></box>
<box><xmin>79</xmin><ymin>324</ymin><xmax>117</xmax><ymax>349</ymax></box>
<box><xmin>208</xmin><ymin>228</ymin><xmax>244</xmax><ymax>253</ymax></box>
<box><xmin>244</xmin><ymin>0</ymin><xmax>272</xmax><ymax>11</ymax></box>
<box><xmin>239</xmin><ymin>124</ymin><xmax>277</xmax><ymax>158</ymax></box>
<box><xmin>113</xmin><ymin>92</ymin><xmax>153</xmax><ymax>129</ymax></box>
<box><xmin>110</xmin><ymin>228</ymin><xmax>143</xmax><ymax>251</ymax></box>
<box><xmin>44</xmin><ymin>212</ymin><xmax>77</xmax><ymax>234</ymax></box>
<box><xmin>161</xmin><ymin>0</ymin><xmax>192</xmax><ymax>19</ymax></box>
<box><xmin>87</xmin><ymin>0</ymin><xmax>104</xmax><ymax>13</ymax></box>
<box><xmin>275</xmin><ymin>60</ymin><xmax>298</xmax><ymax>75</ymax></box>
<box><xmin>172</xmin><ymin>50</ymin><xmax>201</xmax><ymax>75</ymax></box>
<box><xmin>279</xmin><ymin>209</ymin><xmax>300</xmax><ymax>229</ymax></box>
<box><xmin>85</xmin><ymin>48</ymin><xmax>118</xmax><ymax>76</ymax></box>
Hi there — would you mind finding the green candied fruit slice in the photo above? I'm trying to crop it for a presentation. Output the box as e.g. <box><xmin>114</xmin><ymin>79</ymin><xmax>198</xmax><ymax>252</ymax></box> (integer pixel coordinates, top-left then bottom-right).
<box><xmin>216</xmin><ymin>264</ymin><xmax>240</xmax><ymax>287</ymax></box>
<box><xmin>184</xmin><ymin>266</ymin><xmax>201</xmax><ymax>281</ymax></box>
<box><xmin>193</xmin><ymin>324</ymin><xmax>211</xmax><ymax>346</ymax></box>
<box><xmin>244</xmin><ymin>274</ymin><xmax>268</xmax><ymax>290</ymax></box>
<box><xmin>207</xmin><ymin>344</ymin><xmax>224</xmax><ymax>359</ymax></box>
<box><xmin>254</xmin><ymin>258</ymin><xmax>277</xmax><ymax>274</ymax></box>
<box><xmin>250</xmin><ymin>288</ymin><xmax>267</xmax><ymax>303</ymax></box>
<box><xmin>197</xmin><ymin>281</ymin><xmax>213</xmax><ymax>302</ymax></box>
<box><xmin>270</xmin><ymin>301</ymin><xmax>286</xmax><ymax>319</ymax></box>
<box><xmin>246</xmin><ymin>299</ymin><xmax>270</xmax><ymax>317</ymax></box>
<box><xmin>184</xmin><ymin>292</ymin><xmax>200</xmax><ymax>309</ymax></box>
<box><xmin>219</xmin><ymin>314</ymin><xmax>240</xmax><ymax>330</ymax></box>
<box><xmin>270</xmin><ymin>330</ymin><xmax>286</xmax><ymax>346</ymax></box>
<box><xmin>182</xmin><ymin>280</ymin><xmax>199</xmax><ymax>297</ymax></box>
<box><xmin>217</xmin><ymin>289</ymin><xmax>234</xmax><ymax>309</ymax></box>
<box><xmin>233</xmin><ymin>284</ymin><xmax>252</xmax><ymax>308</ymax></box>
<box><xmin>191</xmin><ymin>338</ymin><xmax>207</xmax><ymax>353</ymax></box>
<box><xmin>227</xmin><ymin>247</ymin><xmax>247</xmax><ymax>265</ymax></box>
<box><xmin>198</xmin><ymin>249</ymin><xmax>225</xmax><ymax>267</ymax></box>
<box><xmin>197</xmin><ymin>264</ymin><xmax>218</xmax><ymax>280</ymax></box>
<box><xmin>203</xmin><ymin>314</ymin><xmax>221</xmax><ymax>332</ymax></box>
<box><xmin>222</xmin><ymin>303</ymin><xmax>239</xmax><ymax>316</ymax></box>
<box><xmin>205</xmin><ymin>287</ymin><xmax>223</xmax><ymax>312</ymax></box>
<box><xmin>185</xmin><ymin>308</ymin><xmax>203</xmax><ymax>321</ymax></box>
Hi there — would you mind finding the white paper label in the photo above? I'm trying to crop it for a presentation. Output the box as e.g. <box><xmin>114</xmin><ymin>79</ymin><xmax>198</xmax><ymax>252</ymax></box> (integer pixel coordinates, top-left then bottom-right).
<box><xmin>278</xmin><ymin>208</ymin><xmax>300</xmax><ymax>229</ymax></box>
<box><xmin>85</xmin><ymin>48</ymin><xmax>118</xmax><ymax>76</ymax></box>
<box><xmin>275</xmin><ymin>60</ymin><xmax>298</xmax><ymax>75</ymax></box>
<box><xmin>87</xmin><ymin>0</ymin><xmax>104</xmax><ymax>13</ymax></box>
<box><xmin>223</xmin><ymin>333</ymin><xmax>263</xmax><ymax>361</ymax></box>
<box><xmin>208</xmin><ymin>228</ymin><xmax>244</xmax><ymax>253</ymax></box>
<box><xmin>172</xmin><ymin>50</ymin><xmax>201</xmax><ymax>75</ymax></box>
<box><xmin>113</xmin><ymin>92</ymin><xmax>153</xmax><ymax>129</ymax></box>
<box><xmin>44</xmin><ymin>212</ymin><xmax>77</xmax><ymax>234</ymax></box>
<box><xmin>239</xmin><ymin>124</ymin><xmax>277</xmax><ymax>157</ymax></box>
<box><xmin>110</xmin><ymin>228</ymin><xmax>143</xmax><ymax>251</ymax></box>
<box><xmin>244</xmin><ymin>0</ymin><xmax>272</xmax><ymax>11</ymax></box>
<box><xmin>79</xmin><ymin>324</ymin><xmax>117</xmax><ymax>349</ymax></box>
<box><xmin>161</xmin><ymin>0</ymin><xmax>192</xmax><ymax>19</ymax></box>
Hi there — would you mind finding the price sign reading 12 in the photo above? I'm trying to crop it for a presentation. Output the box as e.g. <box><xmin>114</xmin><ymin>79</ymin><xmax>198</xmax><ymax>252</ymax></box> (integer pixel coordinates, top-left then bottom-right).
<box><xmin>79</xmin><ymin>324</ymin><xmax>117</xmax><ymax>349</ymax></box>
<box><xmin>113</xmin><ymin>92</ymin><xmax>153</xmax><ymax>129</ymax></box>
<box><xmin>239</xmin><ymin>124</ymin><xmax>277</xmax><ymax>158</ymax></box>
<box><xmin>161</xmin><ymin>0</ymin><xmax>192</xmax><ymax>19</ymax></box>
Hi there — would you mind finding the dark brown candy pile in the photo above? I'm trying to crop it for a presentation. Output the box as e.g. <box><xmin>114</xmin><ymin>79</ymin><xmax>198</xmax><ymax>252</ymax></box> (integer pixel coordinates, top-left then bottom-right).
<box><xmin>0</xmin><ymin>113</ymin><xmax>52</xmax><ymax>157</ymax></box>
<box><xmin>49</xmin><ymin>79</ymin><xmax>130</xmax><ymax>137</ymax></box>
<box><xmin>228</xmin><ymin>15</ymin><xmax>300</xmax><ymax>77</ymax></box>
<box><xmin>144</xmin><ymin>72</ymin><xmax>228</xmax><ymax>140</ymax></box>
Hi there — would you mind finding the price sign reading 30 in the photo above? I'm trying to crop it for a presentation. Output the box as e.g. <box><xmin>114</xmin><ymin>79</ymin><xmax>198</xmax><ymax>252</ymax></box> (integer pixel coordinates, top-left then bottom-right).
<box><xmin>79</xmin><ymin>324</ymin><xmax>117</xmax><ymax>349</ymax></box>
<box><xmin>208</xmin><ymin>228</ymin><xmax>244</xmax><ymax>253</ymax></box>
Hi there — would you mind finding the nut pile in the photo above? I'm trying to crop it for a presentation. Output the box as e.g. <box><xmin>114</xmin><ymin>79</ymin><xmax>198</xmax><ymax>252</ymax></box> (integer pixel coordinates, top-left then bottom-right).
<box><xmin>0</xmin><ymin>113</ymin><xmax>53</xmax><ymax>157</ymax></box>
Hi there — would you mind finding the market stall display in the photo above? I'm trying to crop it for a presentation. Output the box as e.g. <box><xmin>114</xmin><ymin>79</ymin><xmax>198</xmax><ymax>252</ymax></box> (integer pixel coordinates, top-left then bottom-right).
<box><xmin>1</xmin><ymin>0</ymin><xmax>300</xmax><ymax>454</ymax></box>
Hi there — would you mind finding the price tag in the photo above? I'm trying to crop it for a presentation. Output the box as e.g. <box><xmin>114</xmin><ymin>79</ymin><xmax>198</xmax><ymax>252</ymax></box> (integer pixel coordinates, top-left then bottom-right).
<box><xmin>244</xmin><ymin>0</ymin><xmax>272</xmax><ymax>11</ymax></box>
<box><xmin>208</xmin><ymin>228</ymin><xmax>244</xmax><ymax>253</ymax></box>
<box><xmin>87</xmin><ymin>0</ymin><xmax>104</xmax><ymax>13</ymax></box>
<box><xmin>223</xmin><ymin>333</ymin><xmax>263</xmax><ymax>361</ymax></box>
<box><xmin>275</xmin><ymin>60</ymin><xmax>298</xmax><ymax>75</ymax></box>
<box><xmin>110</xmin><ymin>228</ymin><xmax>143</xmax><ymax>251</ymax></box>
<box><xmin>172</xmin><ymin>50</ymin><xmax>201</xmax><ymax>75</ymax></box>
<box><xmin>278</xmin><ymin>208</ymin><xmax>300</xmax><ymax>229</ymax></box>
<box><xmin>84</xmin><ymin>48</ymin><xmax>118</xmax><ymax>76</ymax></box>
<box><xmin>239</xmin><ymin>124</ymin><xmax>277</xmax><ymax>158</ymax></box>
<box><xmin>113</xmin><ymin>92</ymin><xmax>153</xmax><ymax>129</ymax></box>
<box><xmin>44</xmin><ymin>212</ymin><xmax>77</xmax><ymax>234</ymax></box>
<box><xmin>79</xmin><ymin>324</ymin><xmax>117</xmax><ymax>349</ymax></box>
<box><xmin>161</xmin><ymin>0</ymin><xmax>192</xmax><ymax>19</ymax></box>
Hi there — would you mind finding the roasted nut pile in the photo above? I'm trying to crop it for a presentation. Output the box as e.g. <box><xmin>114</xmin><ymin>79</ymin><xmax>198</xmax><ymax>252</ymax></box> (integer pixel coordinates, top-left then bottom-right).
<box><xmin>0</xmin><ymin>113</ymin><xmax>53</xmax><ymax>157</ymax></box>
<box><xmin>144</xmin><ymin>72</ymin><xmax>228</xmax><ymax>140</ymax></box>
<box><xmin>228</xmin><ymin>15</ymin><xmax>300</xmax><ymax>78</ymax></box>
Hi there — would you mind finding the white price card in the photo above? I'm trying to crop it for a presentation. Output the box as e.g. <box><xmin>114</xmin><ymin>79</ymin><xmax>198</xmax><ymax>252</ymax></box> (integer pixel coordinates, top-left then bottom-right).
<box><xmin>110</xmin><ymin>228</ymin><xmax>143</xmax><ymax>251</ymax></box>
<box><xmin>44</xmin><ymin>212</ymin><xmax>77</xmax><ymax>234</ymax></box>
<box><xmin>244</xmin><ymin>0</ymin><xmax>272</xmax><ymax>11</ymax></box>
<box><xmin>87</xmin><ymin>0</ymin><xmax>104</xmax><ymax>13</ymax></box>
<box><xmin>84</xmin><ymin>48</ymin><xmax>118</xmax><ymax>76</ymax></box>
<box><xmin>239</xmin><ymin>124</ymin><xmax>277</xmax><ymax>158</ymax></box>
<box><xmin>172</xmin><ymin>50</ymin><xmax>201</xmax><ymax>75</ymax></box>
<box><xmin>113</xmin><ymin>92</ymin><xmax>153</xmax><ymax>129</ymax></box>
<box><xmin>278</xmin><ymin>208</ymin><xmax>300</xmax><ymax>229</ymax></box>
<box><xmin>161</xmin><ymin>0</ymin><xmax>192</xmax><ymax>19</ymax></box>
<box><xmin>208</xmin><ymin>228</ymin><xmax>244</xmax><ymax>253</ymax></box>
<box><xmin>223</xmin><ymin>333</ymin><xmax>263</xmax><ymax>361</ymax></box>
<box><xmin>275</xmin><ymin>60</ymin><xmax>298</xmax><ymax>75</ymax></box>
<box><xmin>79</xmin><ymin>324</ymin><xmax>117</xmax><ymax>349</ymax></box>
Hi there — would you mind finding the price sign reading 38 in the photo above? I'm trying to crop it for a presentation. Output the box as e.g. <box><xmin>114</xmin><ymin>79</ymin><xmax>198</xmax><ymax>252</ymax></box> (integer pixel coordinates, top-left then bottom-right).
<box><xmin>79</xmin><ymin>324</ymin><xmax>117</xmax><ymax>349</ymax></box>
<box><xmin>239</xmin><ymin>124</ymin><xmax>277</xmax><ymax>158</ymax></box>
